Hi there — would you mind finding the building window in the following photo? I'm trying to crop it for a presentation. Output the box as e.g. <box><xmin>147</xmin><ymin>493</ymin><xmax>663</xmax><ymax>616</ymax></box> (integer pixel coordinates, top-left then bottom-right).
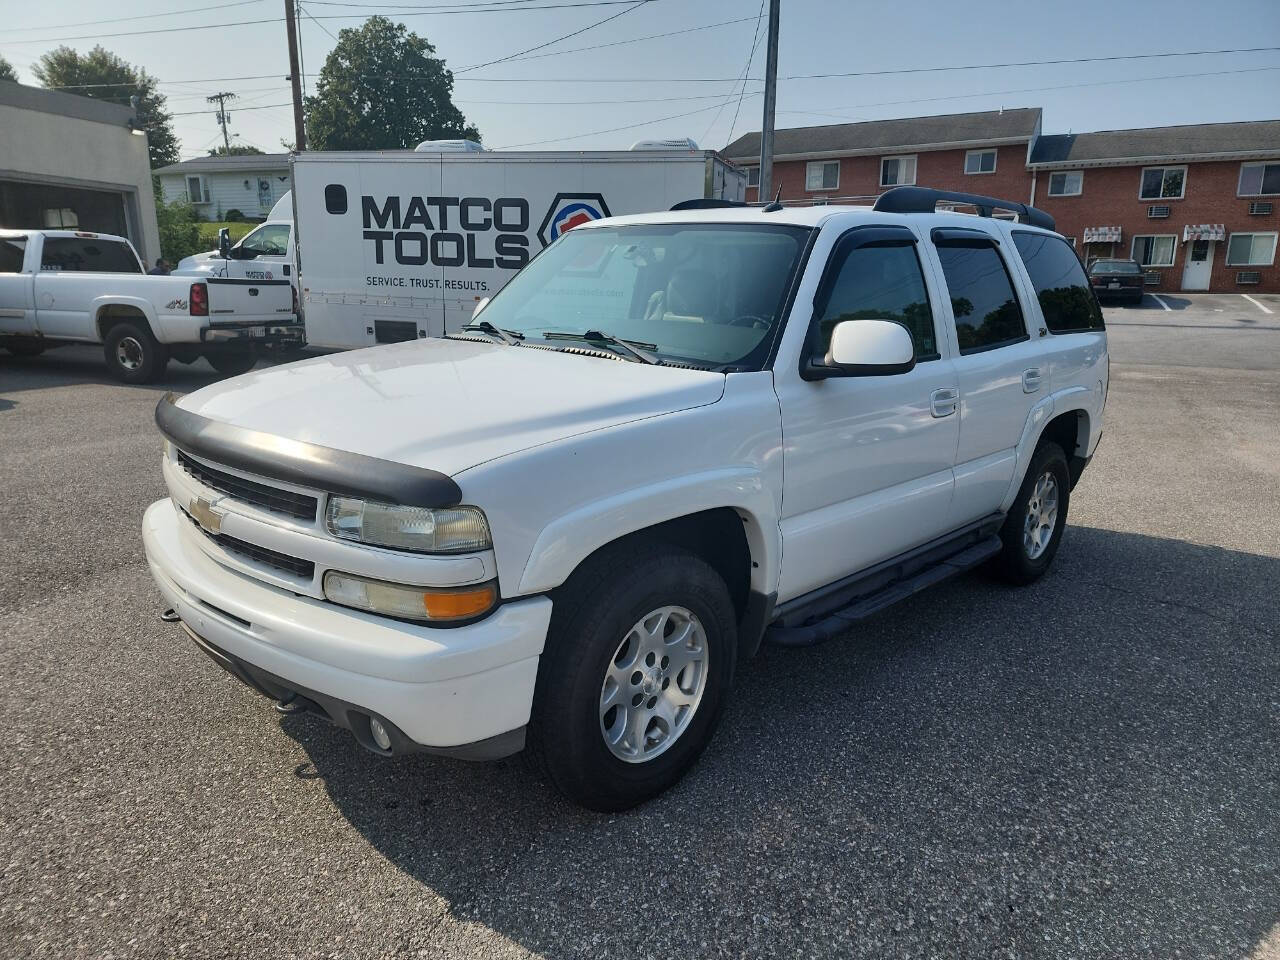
<box><xmin>1139</xmin><ymin>166</ymin><xmax>1186</xmax><ymax>200</ymax></box>
<box><xmin>746</xmin><ymin>166</ymin><xmax>760</xmax><ymax>187</ymax></box>
<box><xmin>1226</xmin><ymin>232</ymin><xmax>1277</xmax><ymax>266</ymax></box>
<box><xmin>1131</xmin><ymin>235</ymin><xmax>1177</xmax><ymax>267</ymax></box>
<box><xmin>1047</xmin><ymin>171</ymin><xmax>1083</xmax><ymax>197</ymax></box>
<box><xmin>805</xmin><ymin>160</ymin><xmax>839</xmax><ymax>192</ymax></box>
<box><xmin>1238</xmin><ymin>162</ymin><xmax>1280</xmax><ymax>197</ymax></box>
<box><xmin>964</xmin><ymin>149</ymin><xmax>997</xmax><ymax>174</ymax></box>
<box><xmin>186</xmin><ymin>175</ymin><xmax>209</xmax><ymax>204</ymax></box>
<box><xmin>880</xmin><ymin>155</ymin><xmax>917</xmax><ymax>187</ymax></box>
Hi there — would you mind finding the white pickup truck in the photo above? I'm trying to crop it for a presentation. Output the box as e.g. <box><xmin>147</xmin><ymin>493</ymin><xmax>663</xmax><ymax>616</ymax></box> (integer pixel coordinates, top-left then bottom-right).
<box><xmin>0</xmin><ymin>229</ymin><xmax>302</xmax><ymax>382</ymax></box>
<box><xmin>142</xmin><ymin>187</ymin><xmax>1108</xmax><ymax>811</ymax></box>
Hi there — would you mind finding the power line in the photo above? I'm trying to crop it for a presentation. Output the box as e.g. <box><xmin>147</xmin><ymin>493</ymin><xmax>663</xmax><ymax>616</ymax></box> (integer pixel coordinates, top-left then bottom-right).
<box><xmin>492</xmin><ymin>100</ymin><xmax>739</xmax><ymax>149</ymax></box>
<box><xmin>4</xmin><ymin>0</ymin><xmax>263</xmax><ymax>32</ymax></box>
<box><xmin>455</xmin><ymin>0</ymin><xmax>654</xmax><ymax>74</ymax></box>
<box><xmin>0</xmin><ymin>0</ymin><xmax>644</xmax><ymax>45</ymax></box>
<box><xmin>702</xmin><ymin>0</ymin><xmax>765</xmax><ymax>145</ymax></box>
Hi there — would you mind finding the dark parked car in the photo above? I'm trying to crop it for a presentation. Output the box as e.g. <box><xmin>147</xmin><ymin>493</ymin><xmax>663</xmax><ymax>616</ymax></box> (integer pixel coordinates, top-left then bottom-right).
<box><xmin>1088</xmin><ymin>258</ymin><xmax>1145</xmax><ymax>304</ymax></box>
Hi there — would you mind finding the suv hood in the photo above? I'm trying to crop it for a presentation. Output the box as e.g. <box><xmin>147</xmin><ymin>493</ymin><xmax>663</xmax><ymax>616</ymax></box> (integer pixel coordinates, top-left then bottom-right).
<box><xmin>176</xmin><ymin>338</ymin><xmax>726</xmax><ymax>476</ymax></box>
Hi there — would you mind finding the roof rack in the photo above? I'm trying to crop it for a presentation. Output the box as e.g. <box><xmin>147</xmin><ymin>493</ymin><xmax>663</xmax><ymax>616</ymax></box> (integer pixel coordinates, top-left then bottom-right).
<box><xmin>873</xmin><ymin>186</ymin><xmax>1055</xmax><ymax>232</ymax></box>
<box><xmin>670</xmin><ymin>198</ymin><xmax>747</xmax><ymax>211</ymax></box>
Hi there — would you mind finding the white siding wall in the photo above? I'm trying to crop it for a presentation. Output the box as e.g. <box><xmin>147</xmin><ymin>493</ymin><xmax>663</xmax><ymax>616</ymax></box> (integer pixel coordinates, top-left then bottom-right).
<box><xmin>158</xmin><ymin>169</ymin><xmax>291</xmax><ymax>220</ymax></box>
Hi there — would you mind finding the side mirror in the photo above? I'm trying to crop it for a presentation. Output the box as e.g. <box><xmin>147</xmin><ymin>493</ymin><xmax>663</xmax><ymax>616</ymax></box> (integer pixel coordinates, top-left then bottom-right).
<box><xmin>471</xmin><ymin>296</ymin><xmax>490</xmax><ymax>318</ymax></box>
<box><xmin>217</xmin><ymin>227</ymin><xmax>232</xmax><ymax>259</ymax></box>
<box><xmin>811</xmin><ymin>319</ymin><xmax>916</xmax><ymax>379</ymax></box>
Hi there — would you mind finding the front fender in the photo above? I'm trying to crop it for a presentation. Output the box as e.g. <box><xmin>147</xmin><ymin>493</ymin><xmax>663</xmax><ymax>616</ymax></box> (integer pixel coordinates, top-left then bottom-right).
<box><xmin>516</xmin><ymin>467</ymin><xmax>781</xmax><ymax>599</ymax></box>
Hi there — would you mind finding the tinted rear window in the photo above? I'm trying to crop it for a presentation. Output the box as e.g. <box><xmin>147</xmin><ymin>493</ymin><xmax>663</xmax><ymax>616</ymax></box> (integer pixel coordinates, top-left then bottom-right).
<box><xmin>1012</xmin><ymin>232</ymin><xmax>1105</xmax><ymax>333</ymax></box>
<box><xmin>1089</xmin><ymin>260</ymin><xmax>1141</xmax><ymax>276</ymax></box>
<box><xmin>41</xmin><ymin>237</ymin><xmax>141</xmax><ymax>273</ymax></box>
<box><xmin>933</xmin><ymin>238</ymin><xmax>1027</xmax><ymax>354</ymax></box>
<box><xmin>0</xmin><ymin>237</ymin><xmax>25</xmax><ymax>273</ymax></box>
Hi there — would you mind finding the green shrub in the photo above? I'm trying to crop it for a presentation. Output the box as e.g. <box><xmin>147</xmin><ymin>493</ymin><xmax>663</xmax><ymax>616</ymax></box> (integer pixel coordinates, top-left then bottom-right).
<box><xmin>156</xmin><ymin>200</ymin><xmax>203</xmax><ymax>263</ymax></box>
<box><xmin>225</xmin><ymin>209</ymin><xmax>245</xmax><ymax>222</ymax></box>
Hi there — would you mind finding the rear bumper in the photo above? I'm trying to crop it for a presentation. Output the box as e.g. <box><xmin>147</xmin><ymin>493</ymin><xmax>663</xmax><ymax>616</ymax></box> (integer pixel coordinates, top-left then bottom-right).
<box><xmin>201</xmin><ymin>322</ymin><xmax>305</xmax><ymax>345</ymax></box>
<box><xmin>142</xmin><ymin>498</ymin><xmax>551</xmax><ymax>754</ymax></box>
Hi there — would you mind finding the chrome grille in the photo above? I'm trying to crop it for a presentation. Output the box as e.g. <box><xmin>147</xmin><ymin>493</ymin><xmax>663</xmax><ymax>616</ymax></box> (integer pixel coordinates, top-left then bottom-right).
<box><xmin>182</xmin><ymin>509</ymin><xmax>316</xmax><ymax>579</ymax></box>
<box><xmin>178</xmin><ymin>450</ymin><xmax>318</xmax><ymax>521</ymax></box>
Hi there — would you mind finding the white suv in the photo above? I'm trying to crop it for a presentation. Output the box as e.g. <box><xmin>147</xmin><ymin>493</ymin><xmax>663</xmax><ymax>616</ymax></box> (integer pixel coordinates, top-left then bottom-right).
<box><xmin>142</xmin><ymin>187</ymin><xmax>1108</xmax><ymax>810</ymax></box>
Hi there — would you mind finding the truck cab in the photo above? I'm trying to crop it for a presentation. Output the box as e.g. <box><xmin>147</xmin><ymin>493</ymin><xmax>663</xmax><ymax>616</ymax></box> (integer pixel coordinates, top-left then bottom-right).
<box><xmin>142</xmin><ymin>187</ymin><xmax>1107</xmax><ymax>810</ymax></box>
<box><xmin>172</xmin><ymin>193</ymin><xmax>296</xmax><ymax>288</ymax></box>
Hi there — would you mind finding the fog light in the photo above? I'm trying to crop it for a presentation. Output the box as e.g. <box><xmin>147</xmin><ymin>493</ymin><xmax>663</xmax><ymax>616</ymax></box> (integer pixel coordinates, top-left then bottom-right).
<box><xmin>369</xmin><ymin>716</ymin><xmax>392</xmax><ymax>751</ymax></box>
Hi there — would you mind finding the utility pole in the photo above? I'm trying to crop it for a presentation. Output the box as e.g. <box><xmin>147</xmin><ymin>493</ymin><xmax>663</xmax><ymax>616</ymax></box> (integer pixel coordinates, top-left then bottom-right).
<box><xmin>757</xmin><ymin>0</ymin><xmax>781</xmax><ymax>204</ymax></box>
<box><xmin>284</xmin><ymin>0</ymin><xmax>307</xmax><ymax>151</ymax></box>
<box><xmin>207</xmin><ymin>91</ymin><xmax>237</xmax><ymax>151</ymax></box>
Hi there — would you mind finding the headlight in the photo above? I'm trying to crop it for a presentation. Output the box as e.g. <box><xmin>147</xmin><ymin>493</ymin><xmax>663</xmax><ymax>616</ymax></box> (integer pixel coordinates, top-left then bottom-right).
<box><xmin>326</xmin><ymin>497</ymin><xmax>491</xmax><ymax>553</ymax></box>
<box><xmin>323</xmin><ymin>571</ymin><xmax>497</xmax><ymax>622</ymax></box>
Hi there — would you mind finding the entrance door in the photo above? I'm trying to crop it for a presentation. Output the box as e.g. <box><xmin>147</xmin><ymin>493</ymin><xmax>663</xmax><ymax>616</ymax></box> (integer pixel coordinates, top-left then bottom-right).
<box><xmin>1181</xmin><ymin>239</ymin><xmax>1213</xmax><ymax>291</ymax></box>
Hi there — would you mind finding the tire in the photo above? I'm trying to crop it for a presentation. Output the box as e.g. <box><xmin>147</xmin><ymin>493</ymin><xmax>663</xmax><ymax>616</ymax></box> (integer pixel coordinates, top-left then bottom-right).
<box><xmin>205</xmin><ymin>348</ymin><xmax>258</xmax><ymax>377</ymax></box>
<box><xmin>2</xmin><ymin>338</ymin><xmax>45</xmax><ymax>357</ymax></box>
<box><xmin>103</xmin><ymin>321</ymin><xmax>168</xmax><ymax>384</ymax></box>
<box><xmin>993</xmin><ymin>441</ymin><xmax>1070</xmax><ymax>585</ymax></box>
<box><xmin>528</xmin><ymin>542</ymin><xmax>738</xmax><ymax>811</ymax></box>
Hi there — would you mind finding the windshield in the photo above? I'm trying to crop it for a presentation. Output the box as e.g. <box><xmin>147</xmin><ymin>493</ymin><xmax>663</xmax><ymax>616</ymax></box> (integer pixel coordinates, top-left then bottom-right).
<box><xmin>1090</xmin><ymin>260</ymin><xmax>1141</xmax><ymax>275</ymax></box>
<box><xmin>472</xmin><ymin>223</ymin><xmax>811</xmax><ymax>368</ymax></box>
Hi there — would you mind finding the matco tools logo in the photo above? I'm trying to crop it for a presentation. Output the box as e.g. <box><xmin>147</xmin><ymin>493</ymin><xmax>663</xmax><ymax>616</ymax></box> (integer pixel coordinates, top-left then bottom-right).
<box><xmin>538</xmin><ymin>193</ymin><xmax>611</xmax><ymax>246</ymax></box>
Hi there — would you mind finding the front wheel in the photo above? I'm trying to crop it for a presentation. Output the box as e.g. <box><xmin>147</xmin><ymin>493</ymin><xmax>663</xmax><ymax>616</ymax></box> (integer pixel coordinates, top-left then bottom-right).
<box><xmin>994</xmin><ymin>442</ymin><xmax>1070</xmax><ymax>585</ymax></box>
<box><xmin>528</xmin><ymin>544</ymin><xmax>738</xmax><ymax>811</ymax></box>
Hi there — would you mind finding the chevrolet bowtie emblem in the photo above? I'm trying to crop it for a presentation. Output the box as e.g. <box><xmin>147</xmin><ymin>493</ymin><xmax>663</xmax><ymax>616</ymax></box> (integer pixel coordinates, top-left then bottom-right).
<box><xmin>189</xmin><ymin>497</ymin><xmax>224</xmax><ymax>535</ymax></box>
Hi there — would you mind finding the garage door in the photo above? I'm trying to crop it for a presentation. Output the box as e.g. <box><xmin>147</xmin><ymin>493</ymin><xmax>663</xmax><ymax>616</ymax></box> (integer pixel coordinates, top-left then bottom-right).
<box><xmin>0</xmin><ymin>180</ymin><xmax>131</xmax><ymax>240</ymax></box>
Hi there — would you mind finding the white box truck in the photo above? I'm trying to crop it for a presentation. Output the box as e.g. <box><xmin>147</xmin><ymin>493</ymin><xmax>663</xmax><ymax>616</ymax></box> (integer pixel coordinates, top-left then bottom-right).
<box><xmin>290</xmin><ymin>145</ymin><xmax>745</xmax><ymax>349</ymax></box>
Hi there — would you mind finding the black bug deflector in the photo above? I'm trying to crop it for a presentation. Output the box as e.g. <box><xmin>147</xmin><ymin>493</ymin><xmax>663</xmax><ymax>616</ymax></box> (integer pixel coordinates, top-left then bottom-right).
<box><xmin>155</xmin><ymin>392</ymin><xmax>462</xmax><ymax>508</ymax></box>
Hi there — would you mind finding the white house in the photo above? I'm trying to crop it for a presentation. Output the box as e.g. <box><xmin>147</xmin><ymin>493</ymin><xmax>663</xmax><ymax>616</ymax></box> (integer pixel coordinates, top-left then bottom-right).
<box><xmin>155</xmin><ymin>153</ymin><xmax>291</xmax><ymax>221</ymax></box>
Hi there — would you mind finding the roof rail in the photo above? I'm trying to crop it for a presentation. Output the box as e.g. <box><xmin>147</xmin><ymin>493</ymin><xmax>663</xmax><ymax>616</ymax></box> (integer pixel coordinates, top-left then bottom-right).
<box><xmin>873</xmin><ymin>186</ymin><xmax>1055</xmax><ymax>232</ymax></box>
<box><xmin>670</xmin><ymin>197</ymin><xmax>747</xmax><ymax>211</ymax></box>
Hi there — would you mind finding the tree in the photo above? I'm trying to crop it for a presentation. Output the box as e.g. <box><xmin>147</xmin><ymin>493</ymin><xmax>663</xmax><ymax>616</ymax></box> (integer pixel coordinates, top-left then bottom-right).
<box><xmin>33</xmin><ymin>46</ymin><xmax>179</xmax><ymax>168</ymax></box>
<box><xmin>0</xmin><ymin>56</ymin><xmax>16</xmax><ymax>83</ymax></box>
<box><xmin>208</xmin><ymin>144</ymin><xmax>265</xmax><ymax>156</ymax></box>
<box><xmin>305</xmin><ymin>17</ymin><xmax>478</xmax><ymax>151</ymax></box>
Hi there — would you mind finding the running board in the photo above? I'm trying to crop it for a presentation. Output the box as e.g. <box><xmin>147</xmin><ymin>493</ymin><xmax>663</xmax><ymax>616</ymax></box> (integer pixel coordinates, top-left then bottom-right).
<box><xmin>765</xmin><ymin>533</ymin><xmax>1003</xmax><ymax>648</ymax></box>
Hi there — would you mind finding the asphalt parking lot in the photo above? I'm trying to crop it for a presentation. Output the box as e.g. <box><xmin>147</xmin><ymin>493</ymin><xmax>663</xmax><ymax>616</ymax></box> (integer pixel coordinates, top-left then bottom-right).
<box><xmin>2</xmin><ymin>292</ymin><xmax>1278</xmax><ymax>959</ymax></box>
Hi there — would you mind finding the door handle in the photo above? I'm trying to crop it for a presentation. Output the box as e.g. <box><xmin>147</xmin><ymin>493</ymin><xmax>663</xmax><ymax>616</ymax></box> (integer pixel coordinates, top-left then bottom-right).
<box><xmin>1022</xmin><ymin>368</ymin><xmax>1043</xmax><ymax>393</ymax></box>
<box><xmin>930</xmin><ymin>387</ymin><xmax>958</xmax><ymax>418</ymax></box>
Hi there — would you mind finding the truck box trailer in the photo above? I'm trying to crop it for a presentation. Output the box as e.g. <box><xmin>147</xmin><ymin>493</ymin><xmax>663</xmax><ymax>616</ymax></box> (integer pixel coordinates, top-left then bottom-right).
<box><xmin>290</xmin><ymin>148</ymin><xmax>745</xmax><ymax>350</ymax></box>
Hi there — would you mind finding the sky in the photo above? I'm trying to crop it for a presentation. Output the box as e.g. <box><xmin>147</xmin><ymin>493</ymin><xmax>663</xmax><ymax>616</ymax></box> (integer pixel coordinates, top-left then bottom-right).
<box><xmin>1</xmin><ymin>0</ymin><xmax>1278</xmax><ymax>161</ymax></box>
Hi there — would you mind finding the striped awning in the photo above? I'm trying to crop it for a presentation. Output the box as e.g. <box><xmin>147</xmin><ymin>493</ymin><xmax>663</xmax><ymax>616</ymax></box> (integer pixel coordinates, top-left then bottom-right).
<box><xmin>1083</xmin><ymin>226</ymin><xmax>1122</xmax><ymax>243</ymax></box>
<box><xmin>1183</xmin><ymin>223</ymin><xmax>1225</xmax><ymax>241</ymax></box>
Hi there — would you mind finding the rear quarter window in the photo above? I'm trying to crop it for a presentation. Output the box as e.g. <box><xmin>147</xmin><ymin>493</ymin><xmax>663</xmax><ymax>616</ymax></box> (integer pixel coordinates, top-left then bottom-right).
<box><xmin>0</xmin><ymin>237</ymin><xmax>26</xmax><ymax>273</ymax></box>
<box><xmin>40</xmin><ymin>237</ymin><xmax>142</xmax><ymax>274</ymax></box>
<box><xmin>1012</xmin><ymin>232</ymin><xmax>1105</xmax><ymax>333</ymax></box>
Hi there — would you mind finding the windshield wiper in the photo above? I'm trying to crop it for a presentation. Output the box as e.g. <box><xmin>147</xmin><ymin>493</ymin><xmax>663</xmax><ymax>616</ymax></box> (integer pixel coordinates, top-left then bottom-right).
<box><xmin>541</xmin><ymin>329</ymin><xmax>661</xmax><ymax>365</ymax></box>
<box><xmin>457</xmin><ymin>320</ymin><xmax>524</xmax><ymax>346</ymax></box>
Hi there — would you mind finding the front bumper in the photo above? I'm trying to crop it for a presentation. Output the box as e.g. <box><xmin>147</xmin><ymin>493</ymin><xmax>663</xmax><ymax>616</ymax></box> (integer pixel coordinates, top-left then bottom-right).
<box><xmin>142</xmin><ymin>498</ymin><xmax>551</xmax><ymax>754</ymax></box>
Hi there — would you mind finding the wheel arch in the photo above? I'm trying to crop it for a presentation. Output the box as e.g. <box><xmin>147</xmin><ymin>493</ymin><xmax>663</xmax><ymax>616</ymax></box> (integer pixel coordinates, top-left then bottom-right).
<box><xmin>94</xmin><ymin>298</ymin><xmax>159</xmax><ymax>342</ymax></box>
<box><xmin>1001</xmin><ymin>390</ymin><xmax>1097</xmax><ymax>512</ymax></box>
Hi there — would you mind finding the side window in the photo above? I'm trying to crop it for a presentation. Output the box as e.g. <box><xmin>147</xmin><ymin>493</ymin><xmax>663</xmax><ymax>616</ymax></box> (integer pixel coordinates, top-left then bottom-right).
<box><xmin>0</xmin><ymin>237</ymin><xmax>26</xmax><ymax>273</ymax></box>
<box><xmin>239</xmin><ymin>224</ymin><xmax>291</xmax><ymax>257</ymax></box>
<box><xmin>1011</xmin><ymin>232</ymin><xmax>1104</xmax><ymax>333</ymax></box>
<box><xmin>40</xmin><ymin>238</ymin><xmax>142</xmax><ymax>274</ymax></box>
<box><xmin>932</xmin><ymin>233</ymin><xmax>1027</xmax><ymax>354</ymax></box>
<box><xmin>813</xmin><ymin>239</ymin><xmax>938</xmax><ymax>361</ymax></box>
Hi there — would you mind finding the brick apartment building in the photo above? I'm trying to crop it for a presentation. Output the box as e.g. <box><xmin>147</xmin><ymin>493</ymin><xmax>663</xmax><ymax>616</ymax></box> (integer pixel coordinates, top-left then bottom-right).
<box><xmin>725</xmin><ymin>108</ymin><xmax>1280</xmax><ymax>293</ymax></box>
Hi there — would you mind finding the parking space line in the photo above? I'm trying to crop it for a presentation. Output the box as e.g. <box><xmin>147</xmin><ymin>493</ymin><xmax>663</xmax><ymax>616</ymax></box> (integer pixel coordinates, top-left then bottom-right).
<box><xmin>1241</xmin><ymin>294</ymin><xmax>1274</xmax><ymax>315</ymax></box>
<box><xmin>1150</xmin><ymin>294</ymin><xmax>1172</xmax><ymax>312</ymax></box>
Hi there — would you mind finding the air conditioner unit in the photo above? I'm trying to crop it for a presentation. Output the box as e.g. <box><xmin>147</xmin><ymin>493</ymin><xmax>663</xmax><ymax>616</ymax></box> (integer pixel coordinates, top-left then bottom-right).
<box><xmin>1236</xmin><ymin>271</ymin><xmax>1262</xmax><ymax>285</ymax></box>
<box><xmin>1143</xmin><ymin>271</ymin><xmax>1161</xmax><ymax>285</ymax></box>
<box><xmin>1147</xmin><ymin>205</ymin><xmax>1170</xmax><ymax>219</ymax></box>
<box><xmin>1248</xmin><ymin>201</ymin><xmax>1273</xmax><ymax>215</ymax></box>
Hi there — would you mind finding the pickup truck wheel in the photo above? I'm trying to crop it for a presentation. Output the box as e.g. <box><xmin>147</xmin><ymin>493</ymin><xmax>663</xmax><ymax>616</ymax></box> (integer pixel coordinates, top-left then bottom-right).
<box><xmin>103</xmin><ymin>321</ymin><xmax>167</xmax><ymax>384</ymax></box>
<box><xmin>205</xmin><ymin>349</ymin><xmax>258</xmax><ymax>377</ymax></box>
<box><xmin>994</xmin><ymin>441</ymin><xmax>1070</xmax><ymax>585</ymax></box>
<box><xmin>529</xmin><ymin>545</ymin><xmax>737</xmax><ymax>811</ymax></box>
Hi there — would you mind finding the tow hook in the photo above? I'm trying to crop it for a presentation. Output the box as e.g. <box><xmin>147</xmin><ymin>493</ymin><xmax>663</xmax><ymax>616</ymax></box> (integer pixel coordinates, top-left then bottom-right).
<box><xmin>275</xmin><ymin>692</ymin><xmax>306</xmax><ymax>714</ymax></box>
<box><xmin>159</xmin><ymin>607</ymin><xmax>181</xmax><ymax>623</ymax></box>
